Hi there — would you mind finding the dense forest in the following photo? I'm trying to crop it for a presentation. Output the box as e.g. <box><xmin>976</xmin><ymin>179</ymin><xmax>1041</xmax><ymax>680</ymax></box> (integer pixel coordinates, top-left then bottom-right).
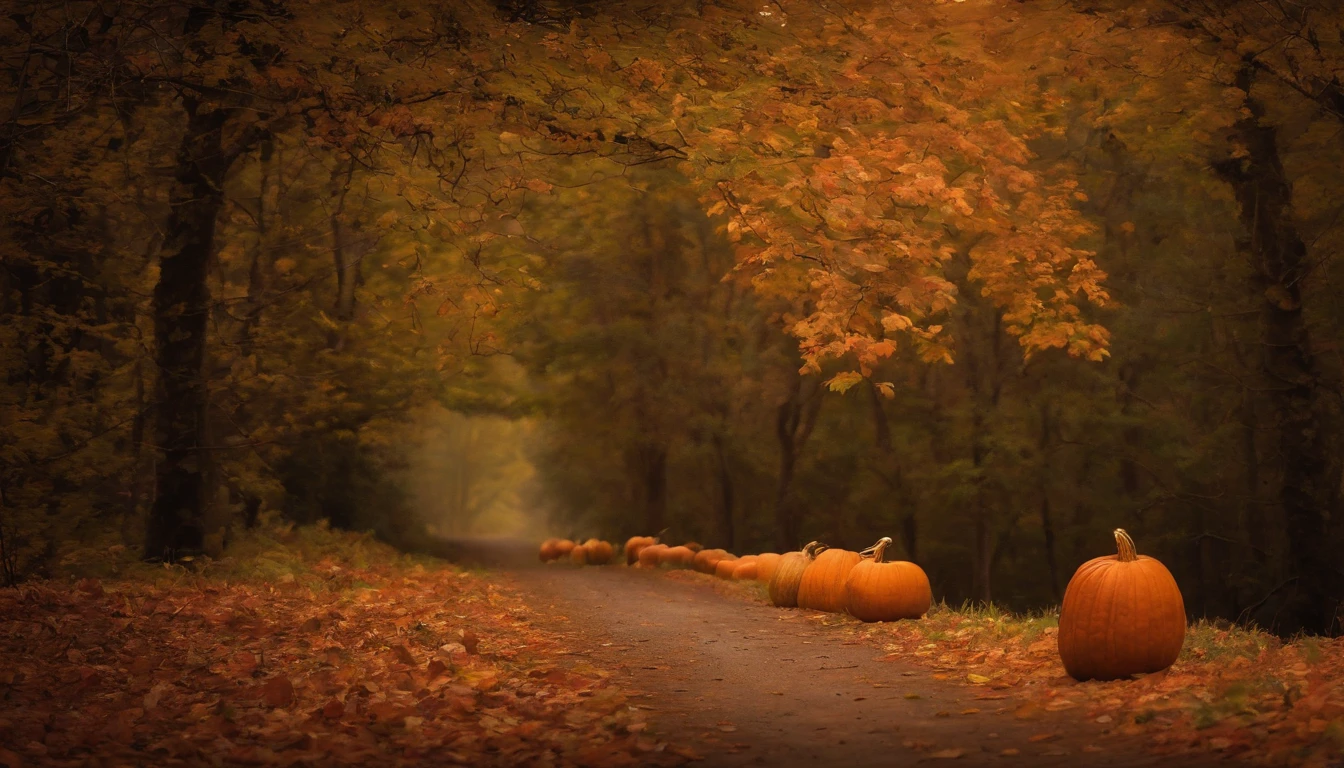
<box><xmin>3</xmin><ymin>0</ymin><xmax>1343</xmax><ymax>637</ymax></box>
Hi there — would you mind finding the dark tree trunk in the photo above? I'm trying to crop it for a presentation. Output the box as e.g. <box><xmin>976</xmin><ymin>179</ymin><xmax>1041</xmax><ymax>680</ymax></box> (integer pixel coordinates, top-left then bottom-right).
<box><xmin>773</xmin><ymin>372</ymin><xmax>822</xmax><ymax>551</ymax></box>
<box><xmin>1038</xmin><ymin>402</ymin><xmax>1061</xmax><ymax>601</ymax></box>
<box><xmin>866</xmin><ymin>380</ymin><xmax>918</xmax><ymax>561</ymax></box>
<box><xmin>712</xmin><ymin>433</ymin><xmax>735</xmax><ymax>550</ymax></box>
<box><xmin>145</xmin><ymin>100</ymin><xmax>254</xmax><ymax>560</ymax></box>
<box><xmin>631</xmin><ymin>442</ymin><xmax>667</xmax><ymax>537</ymax></box>
<box><xmin>328</xmin><ymin>158</ymin><xmax>360</xmax><ymax>351</ymax></box>
<box><xmin>1214</xmin><ymin>63</ymin><xmax>1343</xmax><ymax>635</ymax></box>
<box><xmin>239</xmin><ymin>138</ymin><xmax>278</xmax><ymax>353</ymax></box>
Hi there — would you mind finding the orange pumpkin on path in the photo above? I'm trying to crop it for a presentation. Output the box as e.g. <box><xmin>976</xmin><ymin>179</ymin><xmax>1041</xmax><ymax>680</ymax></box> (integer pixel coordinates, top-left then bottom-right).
<box><xmin>1057</xmin><ymin>529</ymin><xmax>1186</xmax><ymax>681</ymax></box>
<box><xmin>768</xmin><ymin>542</ymin><xmax>823</xmax><ymax>608</ymax></box>
<box><xmin>797</xmin><ymin>546</ymin><xmax>862</xmax><ymax>612</ymax></box>
<box><xmin>843</xmin><ymin>537</ymin><xmax>931</xmax><ymax>621</ymax></box>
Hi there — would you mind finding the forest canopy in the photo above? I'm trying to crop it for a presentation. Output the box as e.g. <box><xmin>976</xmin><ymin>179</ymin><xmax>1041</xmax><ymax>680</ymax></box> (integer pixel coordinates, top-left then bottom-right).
<box><xmin>3</xmin><ymin>0</ymin><xmax>1343</xmax><ymax>635</ymax></box>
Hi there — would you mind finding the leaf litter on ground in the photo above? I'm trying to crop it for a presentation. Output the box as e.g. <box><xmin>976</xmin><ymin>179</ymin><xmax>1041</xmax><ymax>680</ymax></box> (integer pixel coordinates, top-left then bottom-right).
<box><xmin>664</xmin><ymin>568</ymin><xmax>1344</xmax><ymax>767</ymax></box>
<box><xmin>0</xmin><ymin>527</ymin><xmax>696</xmax><ymax>768</ymax></box>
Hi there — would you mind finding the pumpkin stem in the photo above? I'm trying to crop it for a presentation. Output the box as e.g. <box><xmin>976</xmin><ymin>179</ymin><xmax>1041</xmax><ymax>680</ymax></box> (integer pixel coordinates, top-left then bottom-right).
<box><xmin>803</xmin><ymin>541</ymin><xmax>828</xmax><ymax>558</ymax></box>
<box><xmin>656</xmin><ymin>527</ymin><xmax>670</xmax><ymax>543</ymax></box>
<box><xmin>858</xmin><ymin>536</ymin><xmax>894</xmax><ymax>562</ymax></box>
<box><xmin>1113</xmin><ymin>528</ymin><xmax>1138</xmax><ymax>562</ymax></box>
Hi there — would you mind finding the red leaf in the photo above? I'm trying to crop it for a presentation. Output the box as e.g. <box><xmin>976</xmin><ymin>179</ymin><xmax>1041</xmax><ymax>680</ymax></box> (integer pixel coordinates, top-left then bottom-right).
<box><xmin>262</xmin><ymin>676</ymin><xmax>294</xmax><ymax>708</ymax></box>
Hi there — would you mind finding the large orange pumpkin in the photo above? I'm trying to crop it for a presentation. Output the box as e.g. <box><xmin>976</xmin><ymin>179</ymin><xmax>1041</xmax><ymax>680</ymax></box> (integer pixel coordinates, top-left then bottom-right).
<box><xmin>638</xmin><ymin>543</ymin><xmax>669</xmax><ymax>567</ymax></box>
<box><xmin>731</xmin><ymin>560</ymin><xmax>759</xmax><ymax>580</ymax></box>
<box><xmin>844</xmin><ymin>537</ymin><xmax>931</xmax><ymax>622</ymax></box>
<box><xmin>625</xmin><ymin>536</ymin><xmax>657</xmax><ymax>565</ymax></box>
<box><xmin>754</xmin><ymin>553</ymin><xmax>782</xmax><ymax>584</ymax></box>
<box><xmin>768</xmin><ymin>542</ymin><xmax>823</xmax><ymax>607</ymax></box>
<box><xmin>659</xmin><ymin>545</ymin><xmax>695</xmax><ymax>567</ymax></box>
<box><xmin>1057</xmin><ymin>529</ymin><xmax>1186</xmax><ymax>681</ymax></box>
<box><xmin>797</xmin><ymin>546</ymin><xmax>862</xmax><ymax>612</ymax></box>
<box><xmin>693</xmin><ymin>548</ymin><xmax>731</xmax><ymax>574</ymax></box>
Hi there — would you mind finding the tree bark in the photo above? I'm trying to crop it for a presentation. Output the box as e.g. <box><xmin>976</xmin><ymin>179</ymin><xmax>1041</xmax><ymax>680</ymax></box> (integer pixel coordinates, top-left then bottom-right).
<box><xmin>145</xmin><ymin>100</ymin><xmax>255</xmax><ymax>560</ymax></box>
<box><xmin>774</xmin><ymin>371</ymin><xmax>823</xmax><ymax>551</ymax></box>
<box><xmin>866</xmin><ymin>379</ymin><xmax>917</xmax><ymax>561</ymax></box>
<box><xmin>1213</xmin><ymin>62</ymin><xmax>1342</xmax><ymax>635</ymax></box>
<box><xmin>1038</xmin><ymin>401</ymin><xmax>1061</xmax><ymax>601</ymax></box>
<box><xmin>712</xmin><ymin>433</ymin><xmax>735</xmax><ymax>550</ymax></box>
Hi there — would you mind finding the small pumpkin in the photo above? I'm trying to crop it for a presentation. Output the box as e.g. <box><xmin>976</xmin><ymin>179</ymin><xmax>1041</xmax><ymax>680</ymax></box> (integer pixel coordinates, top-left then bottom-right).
<box><xmin>843</xmin><ymin>537</ymin><xmax>931</xmax><ymax>622</ymax></box>
<box><xmin>584</xmin><ymin>539</ymin><xmax>614</xmax><ymax>565</ymax></box>
<box><xmin>1057</xmin><ymin>529</ymin><xmax>1186</xmax><ymax>682</ymax></box>
<box><xmin>625</xmin><ymin>536</ymin><xmax>657</xmax><ymax>565</ymax></box>
<box><xmin>684</xmin><ymin>541</ymin><xmax>704</xmax><ymax>553</ymax></box>
<box><xmin>797</xmin><ymin>545</ymin><xmax>862</xmax><ymax>612</ymax></box>
<box><xmin>768</xmin><ymin>542</ymin><xmax>824</xmax><ymax>607</ymax></box>
<box><xmin>659</xmin><ymin>545</ymin><xmax>695</xmax><ymax>567</ymax></box>
<box><xmin>713</xmin><ymin>555</ymin><xmax>741</xmax><ymax>579</ymax></box>
<box><xmin>693</xmin><ymin>548</ymin><xmax>731</xmax><ymax>574</ymax></box>
<box><xmin>569</xmin><ymin>544</ymin><xmax>589</xmax><ymax>566</ymax></box>
<box><xmin>638</xmin><ymin>543</ymin><xmax>669</xmax><ymax>567</ymax></box>
<box><xmin>731</xmin><ymin>560</ymin><xmax>759</xmax><ymax>580</ymax></box>
<box><xmin>554</xmin><ymin>539</ymin><xmax>576</xmax><ymax>559</ymax></box>
<box><xmin>754</xmin><ymin>553</ymin><xmax>782</xmax><ymax>584</ymax></box>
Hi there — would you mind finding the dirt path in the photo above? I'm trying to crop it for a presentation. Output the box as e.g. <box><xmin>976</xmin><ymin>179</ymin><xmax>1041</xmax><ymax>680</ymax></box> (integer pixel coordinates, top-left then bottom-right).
<box><xmin>508</xmin><ymin>566</ymin><xmax>1239</xmax><ymax>768</ymax></box>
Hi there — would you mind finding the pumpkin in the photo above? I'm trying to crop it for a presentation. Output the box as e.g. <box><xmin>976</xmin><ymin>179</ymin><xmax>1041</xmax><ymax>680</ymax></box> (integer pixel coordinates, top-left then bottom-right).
<box><xmin>625</xmin><ymin>536</ymin><xmax>657</xmax><ymax>565</ymax></box>
<box><xmin>584</xmin><ymin>539</ymin><xmax>614</xmax><ymax>565</ymax></box>
<box><xmin>797</xmin><ymin>546</ymin><xmax>862</xmax><ymax>612</ymax></box>
<box><xmin>684</xmin><ymin>542</ymin><xmax>704</xmax><ymax>553</ymax></box>
<box><xmin>731</xmin><ymin>560</ymin><xmax>759</xmax><ymax>580</ymax></box>
<box><xmin>554</xmin><ymin>539</ymin><xmax>576</xmax><ymax>559</ymax></box>
<box><xmin>754</xmin><ymin>553</ymin><xmax>782</xmax><ymax>584</ymax></box>
<box><xmin>1057</xmin><ymin>529</ymin><xmax>1186</xmax><ymax>681</ymax></box>
<box><xmin>638</xmin><ymin>543</ymin><xmax>669</xmax><ymax>567</ymax></box>
<box><xmin>713</xmin><ymin>555</ymin><xmax>741</xmax><ymax>579</ymax></box>
<box><xmin>659</xmin><ymin>545</ymin><xmax>695</xmax><ymax>567</ymax></box>
<box><xmin>693</xmin><ymin>548</ymin><xmax>731</xmax><ymax>574</ymax></box>
<box><xmin>843</xmin><ymin>537</ymin><xmax>931</xmax><ymax>622</ymax></box>
<box><xmin>768</xmin><ymin>542</ymin><xmax>824</xmax><ymax>607</ymax></box>
<box><xmin>569</xmin><ymin>544</ymin><xmax>589</xmax><ymax>566</ymax></box>
<box><xmin>539</xmin><ymin>538</ymin><xmax>560</xmax><ymax>562</ymax></box>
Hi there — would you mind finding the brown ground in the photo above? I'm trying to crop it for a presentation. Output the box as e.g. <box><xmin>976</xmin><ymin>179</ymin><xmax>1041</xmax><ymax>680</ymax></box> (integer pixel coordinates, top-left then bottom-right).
<box><xmin>507</xmin><ymin>565</ymin><xmax>1243</xmax><ymax>768</ymax></box>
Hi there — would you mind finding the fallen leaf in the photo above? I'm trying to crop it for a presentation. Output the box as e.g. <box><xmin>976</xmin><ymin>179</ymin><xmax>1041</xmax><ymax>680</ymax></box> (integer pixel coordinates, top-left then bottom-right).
<box><xmin>929</xmin><ymin>748</ymin><xmax>966</xmax><ymax>759</ymax></box>
<box><xmin>262</xmin><ymin>675</ymin><xmax>294</xmax><ymax>708</ymax></box>
<box><xmin>461</xmin><ymin>629</ymin><xmax>480</xmax><ymax>654</ymax></box>
<box><xmin>392</xmin><ymin>644</ymin><xmax>417</xmax><ymax>665</ymax></box>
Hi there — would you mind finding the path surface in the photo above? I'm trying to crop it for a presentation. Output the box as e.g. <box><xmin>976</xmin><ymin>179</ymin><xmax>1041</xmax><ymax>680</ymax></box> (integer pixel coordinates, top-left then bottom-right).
<box><xmin>418</xmin><ymin>539</ymin><xmax>1240</xmax><ymax>767</ymax></box>
<box><xmin>509</xmin><ymin>566</ymin><xmax>1239</xmax><ymax>768</ymax></box>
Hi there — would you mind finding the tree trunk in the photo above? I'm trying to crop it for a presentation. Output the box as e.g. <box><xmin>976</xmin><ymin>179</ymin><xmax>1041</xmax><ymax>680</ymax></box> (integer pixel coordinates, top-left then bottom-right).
<box><xmin>145</xmin><ymin>100</ymin><xmax>253</xmax><ymax>560</ymax></box>
<box><xmin>1038</xmin><ymin>401</ymin><xmax>1061</xmax><ymax>601</ymax></box>
<box><xmin>238</xmin><ymin>138</ymin><xmax>278</xmax><ymax>353</ymax></box>
<box><xmin>866</xmin><ymin>380</ymin><xmax>918</xmax><ymax>561</ymax></box>
<box><xmin>645</xmin><ymin>444</ymin><xmax>668</xmax><ymax>537</ymax></box>
<box><xmin>712</xmin><ymin>433</ymin><xmax>735</xmax><ymax>550</ymax></box>
<box><xmin>1214</xmin><ymin>62</ymin><xmax>1342</xmax><ymax>635</ymax></box>
<box><xmin>774</xmin><ymin>372</ymin><xmax>823</xmax><ymax>551</ymax></box>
